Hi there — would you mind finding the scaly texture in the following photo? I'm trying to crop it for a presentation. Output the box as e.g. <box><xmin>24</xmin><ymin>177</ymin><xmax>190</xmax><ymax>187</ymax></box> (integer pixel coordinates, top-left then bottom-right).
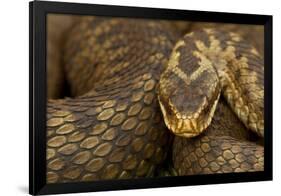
<box><xmin>173</xmin><ymin>98</ymin><xmax>264</xmax><ymax>175</ymax></box>
<box><xmin>159</xmin><ymin>29</ymin><xmax>264</xmax><ymax>137</ymax></box>
<box><xmin>47</xmin><ymin>18</ymin><xmax>177</xmax><ymax>183</ymax></box>
<box><xmin>46</xmin><ymin>17</ymin><xmax>264</xmax><ymax>183</ymax></box>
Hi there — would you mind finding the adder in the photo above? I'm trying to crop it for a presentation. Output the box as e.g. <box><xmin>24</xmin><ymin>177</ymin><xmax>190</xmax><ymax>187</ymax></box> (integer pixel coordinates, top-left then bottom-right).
<box><xmin>46</xmin><ymin>17</ymin><xmax>264</xmax><ymax>183</ymax></box>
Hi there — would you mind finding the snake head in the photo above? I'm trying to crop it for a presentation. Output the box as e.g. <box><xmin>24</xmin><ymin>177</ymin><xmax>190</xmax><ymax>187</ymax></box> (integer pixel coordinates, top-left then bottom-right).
<box><xmin>158</xmin><ymin>37</ymin><xmax>221</xmax><ymax>138</ymax></box>
<box><xmin>158</xmin><ymin>80</ymin><xmax>220</xmax><ymax>138</ymax></box>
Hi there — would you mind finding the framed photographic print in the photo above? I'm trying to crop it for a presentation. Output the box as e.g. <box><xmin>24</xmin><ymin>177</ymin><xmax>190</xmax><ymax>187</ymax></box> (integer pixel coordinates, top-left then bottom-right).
<box><xmin>29</xmin><ymin>1</ymin><xmax>273</xmax><ymax>195</ymax></box>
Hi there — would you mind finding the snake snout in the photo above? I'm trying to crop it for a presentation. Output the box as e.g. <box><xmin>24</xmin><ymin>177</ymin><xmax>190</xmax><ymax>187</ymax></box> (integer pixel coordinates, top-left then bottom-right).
<box><xmin>158</xmin><ymin>93</ymin><xmax>213</xmax><ymax>138</ymax></box>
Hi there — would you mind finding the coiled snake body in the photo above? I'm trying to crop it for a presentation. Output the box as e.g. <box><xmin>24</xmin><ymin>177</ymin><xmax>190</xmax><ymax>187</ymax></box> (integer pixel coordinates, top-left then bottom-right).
<box><xmin>46</xmin><ymin>17</ymin><xmax>264</xmax><ymax>183</ymax></box>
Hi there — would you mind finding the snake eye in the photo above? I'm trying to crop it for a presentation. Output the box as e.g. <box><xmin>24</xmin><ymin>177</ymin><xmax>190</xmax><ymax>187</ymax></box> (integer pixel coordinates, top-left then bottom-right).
<box><xmin>165</xmin><ymin>101</ymin><xmax>173</xmax><ymax>116</ymax></box>
<box><xmin>158</xmin><ymin>96</ymin><xmax>173</xmax><ymax>119</ymax></box>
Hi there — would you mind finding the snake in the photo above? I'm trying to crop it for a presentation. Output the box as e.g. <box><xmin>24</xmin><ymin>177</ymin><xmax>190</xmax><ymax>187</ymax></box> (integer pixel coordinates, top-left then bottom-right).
<box><xmin>46</xmin><ymin>16</ymin><xmax>264</xmax><ymax>183</ymax></box>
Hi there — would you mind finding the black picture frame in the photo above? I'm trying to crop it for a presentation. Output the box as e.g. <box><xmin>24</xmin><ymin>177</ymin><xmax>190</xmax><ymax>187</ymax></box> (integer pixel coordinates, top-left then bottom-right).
<box><xmin>29</xmin><ymin>1</ymin><xmax>273</xmax><ymax>195</ymax></box>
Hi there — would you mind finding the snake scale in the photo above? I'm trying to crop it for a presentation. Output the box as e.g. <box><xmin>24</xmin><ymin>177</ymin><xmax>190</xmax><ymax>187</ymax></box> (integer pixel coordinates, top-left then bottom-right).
<box><xmin>46</xmin><ymin>16</ymin><xmax>264</xmax><ymax>183</ymax></box>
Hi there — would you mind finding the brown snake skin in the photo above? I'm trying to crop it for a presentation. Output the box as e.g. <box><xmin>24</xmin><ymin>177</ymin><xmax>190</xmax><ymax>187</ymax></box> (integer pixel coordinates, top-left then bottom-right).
<box><xmin>173</xmin><ymin>99</ymin><xmax>263</xmax><ymax>175</ymax></box>
<box><xmin>159</xmin><ymin>29</ymin><xmax>264</xmax><ymax>137</ymax></box>
<box><xmin>46</xmin><ymin>16</ymin><xmax>264</xmax><ymax>183</ymax></box>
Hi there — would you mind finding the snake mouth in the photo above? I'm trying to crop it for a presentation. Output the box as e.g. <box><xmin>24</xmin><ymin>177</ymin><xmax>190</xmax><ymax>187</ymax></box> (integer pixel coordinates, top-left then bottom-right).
<box><xmin>158</xmin><ymin>93</ymin><xmax>220</xmax><ymax>138</ymax></box>
<box><xmin>158</xmin><ymin>95</ymin><xmax>198</xmax><ymax>137</ymax></box>
<box><xmin>158</xmin><ymin>98</ymin><xmax>199</xmax><ymax>137</ymax></box>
